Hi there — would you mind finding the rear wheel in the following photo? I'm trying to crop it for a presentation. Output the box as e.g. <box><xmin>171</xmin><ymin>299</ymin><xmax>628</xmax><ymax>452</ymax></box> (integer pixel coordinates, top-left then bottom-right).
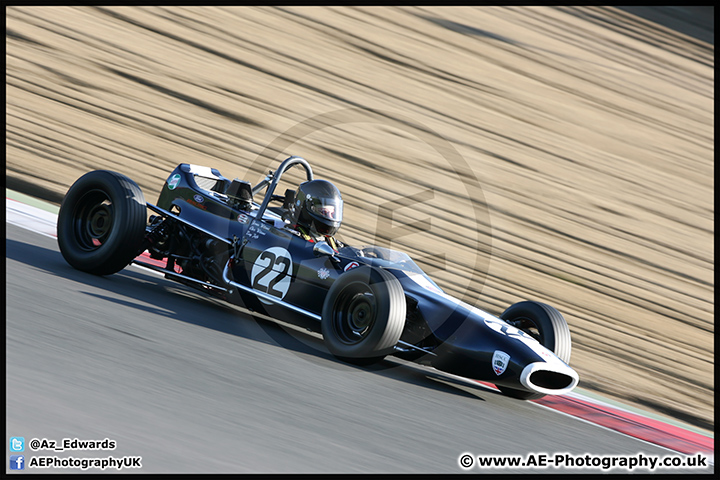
<box><xmin>321</xmin><ymin>265</ymin><xmax>405</xmax><ymax>364</ymax></box>
<box><xmin>57</xmin><ymin>170</ymin><xmax>146</xmax><ymax>275</ymax></box>
<box><xmin>497</xmin><ymin>301</ymin><xmax>572</xmax><ymax>400</ymax></box>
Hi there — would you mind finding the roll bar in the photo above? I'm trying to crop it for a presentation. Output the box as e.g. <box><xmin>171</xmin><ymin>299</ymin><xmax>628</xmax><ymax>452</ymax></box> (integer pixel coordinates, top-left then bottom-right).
<box><xmin>251</xmin><ymin>155</ymin><xmax>313</xmax><ymax>222</ymax></box>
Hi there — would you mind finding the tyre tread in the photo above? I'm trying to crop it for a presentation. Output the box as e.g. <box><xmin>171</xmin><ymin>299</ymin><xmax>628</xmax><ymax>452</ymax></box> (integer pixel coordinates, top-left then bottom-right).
<box><xmin>57</xmin><ymin>170</ymin><xmax>146</xmax><ymax>276</ymax></box>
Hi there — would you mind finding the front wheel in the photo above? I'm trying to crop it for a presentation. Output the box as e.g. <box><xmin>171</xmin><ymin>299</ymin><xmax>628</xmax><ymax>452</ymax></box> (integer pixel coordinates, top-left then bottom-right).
<box><xmin>497</xmin><ymin>301</ymin><xmax>572</xmax><ymax>400</ymax></box>
<box><xmin>321</xmin><ymin>265</ymin><xmax>406</xmax><ymax>364</ymax></box>
<box><xmin>57</xmin><ymin>170</ymin><xmax>147</xmax><ymax>276</ymax></box>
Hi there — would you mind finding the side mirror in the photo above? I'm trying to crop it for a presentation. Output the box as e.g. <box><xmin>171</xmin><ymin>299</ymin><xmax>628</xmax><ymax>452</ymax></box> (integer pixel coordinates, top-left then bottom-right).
<box><xmin>313</xmin><ymin>242</ymin><xmax>339</xmax><ymax>262</ymax></box>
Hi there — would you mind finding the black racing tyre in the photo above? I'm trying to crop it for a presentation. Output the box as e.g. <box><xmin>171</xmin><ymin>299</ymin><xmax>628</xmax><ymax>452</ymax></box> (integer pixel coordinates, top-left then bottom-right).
<box><xmin>57</xmin><ymin>170</ymin><xmax>147</xmax><ymax>276</ymax></box>
<box><xmin>321</xmin><ymin>265</ymin><xmax>406</xmax><ymax>364</ymax></box>
<box><xmin>496</xmin><ymin>301</ymin><xmax>572</xmax><ymax>400</ymax></box>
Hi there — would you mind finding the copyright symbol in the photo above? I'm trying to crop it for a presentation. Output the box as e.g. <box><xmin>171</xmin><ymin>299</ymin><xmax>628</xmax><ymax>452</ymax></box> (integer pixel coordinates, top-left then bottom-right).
<box><xmin>30</xmin><ymin>438</ymin><xmax>40</xmax><ymax>450</ymax></box>
<box><xmin>459</xmin><ymin>453</ymin><xmax>474</xmax><ymax>469</ymax></box>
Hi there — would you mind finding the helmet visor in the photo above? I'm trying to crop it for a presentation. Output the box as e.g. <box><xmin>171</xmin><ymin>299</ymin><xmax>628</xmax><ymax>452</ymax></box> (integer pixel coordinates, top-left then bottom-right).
<box><xmin>308</xmin><ymin>197</ymin><xmax>343</xmax><ymax>223</ymax></box>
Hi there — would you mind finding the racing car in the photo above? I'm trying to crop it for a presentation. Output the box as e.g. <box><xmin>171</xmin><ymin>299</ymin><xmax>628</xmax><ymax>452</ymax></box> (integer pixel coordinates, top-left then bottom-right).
<box><xmin>56</xmin><ymin>155</ymin><xmax>579</xmax><ymax>400</ymax></box>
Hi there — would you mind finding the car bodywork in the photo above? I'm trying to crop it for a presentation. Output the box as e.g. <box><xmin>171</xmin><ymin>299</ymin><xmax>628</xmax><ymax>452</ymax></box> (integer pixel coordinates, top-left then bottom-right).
<box><xmin>59</xmin><ymin>155</ymin><xmax>579</xmax><ymax>399</ymax></box>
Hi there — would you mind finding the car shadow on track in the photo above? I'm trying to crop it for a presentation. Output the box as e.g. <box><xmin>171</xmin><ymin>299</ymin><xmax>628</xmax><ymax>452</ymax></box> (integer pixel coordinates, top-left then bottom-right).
<box><xmin>7</xmin><ymin>234</ymin><xmax>499</xmax><ymax>403</ymax></box>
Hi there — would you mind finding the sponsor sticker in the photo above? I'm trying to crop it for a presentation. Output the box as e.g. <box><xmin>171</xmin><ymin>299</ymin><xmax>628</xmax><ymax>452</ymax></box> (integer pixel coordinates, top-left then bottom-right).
<box><xmin>317</xmin><ymin>267</ymin><xmax>330</xmax><ymax>280</ymax></box>
<box><xmin>492</xmin><ymin>350</ymin><xmax>510</xmax><ymax>375</ymax></box>
<box><xmin>344</xmin><ymin>261</ymin><xmax>360</xmax><ymax>272</ymax></box>
<box><xmin>193</xmin><ymin>194</ymin><xmax>204</xmax><ymax>203</ymax></box>
<box><xmin>237</xmin><ymin>213</ymin><xmax>249</xmax><ymax>224</ymax></box>
<box><xmin>167</xmin><ymin>174</ymin><xmax>181</xmax><ymax>190</ymax></box>
<box><xmin>186</xmin><ymin>197</ymin><xmax>207</xmax><ymax>210</ymax></box>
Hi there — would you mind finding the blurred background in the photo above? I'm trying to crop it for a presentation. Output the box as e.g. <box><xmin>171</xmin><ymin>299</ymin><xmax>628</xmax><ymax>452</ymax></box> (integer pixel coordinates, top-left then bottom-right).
<box><xmin>6</xmin><ymin>7</ymin><xmax>714</xmax><ymax>431</ymax></box>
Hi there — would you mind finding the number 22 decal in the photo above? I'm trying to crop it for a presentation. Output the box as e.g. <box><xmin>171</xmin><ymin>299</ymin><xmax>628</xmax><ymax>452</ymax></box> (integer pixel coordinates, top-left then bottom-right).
<box><xmin>251</xmin><ymin>247</ymin><xmax>293</xmax><ymax>300</ymax></box>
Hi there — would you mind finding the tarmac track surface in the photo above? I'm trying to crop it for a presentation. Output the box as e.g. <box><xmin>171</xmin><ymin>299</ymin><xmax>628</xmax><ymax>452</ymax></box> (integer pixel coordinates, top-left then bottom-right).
<box><xmin>5</xmin><ymin>223</ymin><xmax>712</xmax><ymax>473</ymax></box>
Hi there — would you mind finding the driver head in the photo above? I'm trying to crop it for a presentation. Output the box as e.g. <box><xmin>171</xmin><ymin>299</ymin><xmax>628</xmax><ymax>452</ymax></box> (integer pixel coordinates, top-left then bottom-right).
<box><xmin>291</xmin><ymin>179</ymin><xmax>343</xmax><ymax>236</ymax></box>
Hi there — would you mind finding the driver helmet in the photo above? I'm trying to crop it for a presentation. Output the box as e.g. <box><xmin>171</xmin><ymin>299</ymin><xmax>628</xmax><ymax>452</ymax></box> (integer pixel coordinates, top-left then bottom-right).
<box><xmin>291</xmin><ymin>179</ymin><xmax>343</xmax><ymax>236</ymax></box>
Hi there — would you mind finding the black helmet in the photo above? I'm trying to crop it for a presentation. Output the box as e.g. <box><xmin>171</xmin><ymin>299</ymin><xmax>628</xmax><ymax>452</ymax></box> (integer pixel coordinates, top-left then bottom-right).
<box><xmin>291</xmin><ymin>179</ymin><xmax>343</xmax><ymax>236</ymax></box>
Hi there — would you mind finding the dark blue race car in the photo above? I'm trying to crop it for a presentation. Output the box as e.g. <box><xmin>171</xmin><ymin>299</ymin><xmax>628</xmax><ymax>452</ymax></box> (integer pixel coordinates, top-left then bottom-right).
<box><xmin>57</xmin><ymin>155</ymin><xmax>579</xmax><ymax>400</ymax></box>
